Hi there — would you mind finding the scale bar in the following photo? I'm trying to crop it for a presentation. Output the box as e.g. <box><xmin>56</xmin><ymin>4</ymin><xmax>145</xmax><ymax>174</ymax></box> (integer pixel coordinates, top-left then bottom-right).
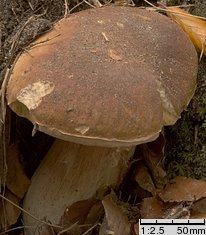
<box><xmin>139</xmin><ymin>219</ymin><xmax>205</xmax><ymax>226</ymax></box>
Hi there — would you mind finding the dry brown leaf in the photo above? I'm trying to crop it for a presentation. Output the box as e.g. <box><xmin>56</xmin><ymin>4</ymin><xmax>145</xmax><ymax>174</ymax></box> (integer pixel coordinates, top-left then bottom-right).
<box><xmin>60</xmin><ymin>198</ymin><xmax>104</xmax><ymax>226</ymax></box>
<box><xmin>140</xmin><ymin>196</ymin><xmax>166</xmax><ymax>219</ymax></box>
<box><xmin>140</xmin><ymin>134</ymin><xmax>167</xmax><ymax>189</ymax></box>
<box><xmin>166</xmin><ymin>6</ymin><xmax>206</xmax><ymax>55</ymax></box>
<box><xmin>0</xmin><ymin>189</ymin><xmax>21</xmax><ymax>230</ymax></box>
<box><xmin>190</xmin><ymin>210</ymin><xmax>206</xmax><ymax>219</ymax></box>
<box><xmin>100</xmin><ymin>197</ymin><xmax>131</xmax><ymax>235</ymax></box>
<box><xmin>158</xmin><ymin>176</ymin><xmax>206</xmax><ymax>202</ymax></box>
<box><xmin>6</xmin><ymin>143</ymin><xmax>30</xmax><ymax>199</ymax></box>
<box><xmin>192</xmin><ymin>198</ymin><xmax>206</xmax><ymax>214</ymax></box>
<box><xmin>59</xmin><ymin>198</ymin><xmax>104</xmax><ymax>235</ymax></box>
<box><xmin>134</xmin><ymin>161</ymin><xmax>155</xmax><ymax>194</ymax></box>
<box><xmin>85</xmin><ymin>200</ymin><xmax>104</xmax><ymax>224</ymax></box>
<box><xmin>60</xmin><ymin>199</ymin><xmax>97</xmax><ymax>225</ymax></box>
<box><xmin>140</xmin><ymin>196</ymin><xmax>190</xmax><ymax>219</ymax></box>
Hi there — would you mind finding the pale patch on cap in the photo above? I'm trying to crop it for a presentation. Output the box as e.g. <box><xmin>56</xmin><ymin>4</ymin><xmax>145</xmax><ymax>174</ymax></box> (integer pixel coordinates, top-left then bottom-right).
<box><xmin>17</xmin><ymin>81</ymin><xmax>55</xmax><ymax>110</ymax></box>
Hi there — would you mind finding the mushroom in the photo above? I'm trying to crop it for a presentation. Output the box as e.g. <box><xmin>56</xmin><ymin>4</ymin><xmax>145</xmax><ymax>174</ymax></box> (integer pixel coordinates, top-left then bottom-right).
<box><xmin>6</xmin><ymin>5</ymin><xmax>197</xmax><ymax>233</ymax></box>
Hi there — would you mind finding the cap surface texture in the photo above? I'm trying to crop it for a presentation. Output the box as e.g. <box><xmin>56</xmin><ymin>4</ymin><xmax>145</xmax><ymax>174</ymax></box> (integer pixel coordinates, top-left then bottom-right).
<box><xmin>7</xmin><ymin>6</ymin><xmax>198</xmax><ymax>147</ymax></box>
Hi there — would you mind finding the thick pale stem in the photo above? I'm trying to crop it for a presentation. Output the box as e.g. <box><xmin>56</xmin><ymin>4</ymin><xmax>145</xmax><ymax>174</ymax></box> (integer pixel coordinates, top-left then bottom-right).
<box><xmin>23</xmin><ymin>139</ymin><xmax>135</xmax><ymax>232</ymax></box>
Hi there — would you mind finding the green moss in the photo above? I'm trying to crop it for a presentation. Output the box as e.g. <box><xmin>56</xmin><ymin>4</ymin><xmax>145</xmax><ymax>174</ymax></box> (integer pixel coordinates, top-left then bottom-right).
<box><xmin>165</xmin><ymin>60</ymin><xmax>206</xmax><ymax>180</ymax></box>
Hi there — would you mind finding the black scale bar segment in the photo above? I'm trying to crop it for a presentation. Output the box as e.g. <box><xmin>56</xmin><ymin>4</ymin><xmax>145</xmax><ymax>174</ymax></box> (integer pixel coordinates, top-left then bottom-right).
<box><xmin>139</xmin><ymin>219</ymin><xmax>205</xmax><ymax>226</ymax></box>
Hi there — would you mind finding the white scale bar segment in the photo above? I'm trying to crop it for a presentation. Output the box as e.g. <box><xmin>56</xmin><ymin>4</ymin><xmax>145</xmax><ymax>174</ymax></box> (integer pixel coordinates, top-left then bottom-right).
<box><xmin>139</xmin><ymin>219</ymin><xmax>206</xmax><ymax>235</ymax></box>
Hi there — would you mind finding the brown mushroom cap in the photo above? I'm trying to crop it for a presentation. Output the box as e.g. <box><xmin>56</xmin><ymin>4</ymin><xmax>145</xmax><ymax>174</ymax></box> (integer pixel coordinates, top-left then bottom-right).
<box><xmin>7</xmin><ymin>6</ymin><xmax>198</xmax><ymax>147</ymax></box>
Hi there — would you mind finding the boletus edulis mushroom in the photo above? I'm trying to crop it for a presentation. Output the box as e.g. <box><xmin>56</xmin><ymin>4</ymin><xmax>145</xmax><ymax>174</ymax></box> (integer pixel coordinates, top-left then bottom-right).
<box><xmin>6</xmin><ymin>5</ymin><xmax>198</xmax><ymax>233</ymax></box>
